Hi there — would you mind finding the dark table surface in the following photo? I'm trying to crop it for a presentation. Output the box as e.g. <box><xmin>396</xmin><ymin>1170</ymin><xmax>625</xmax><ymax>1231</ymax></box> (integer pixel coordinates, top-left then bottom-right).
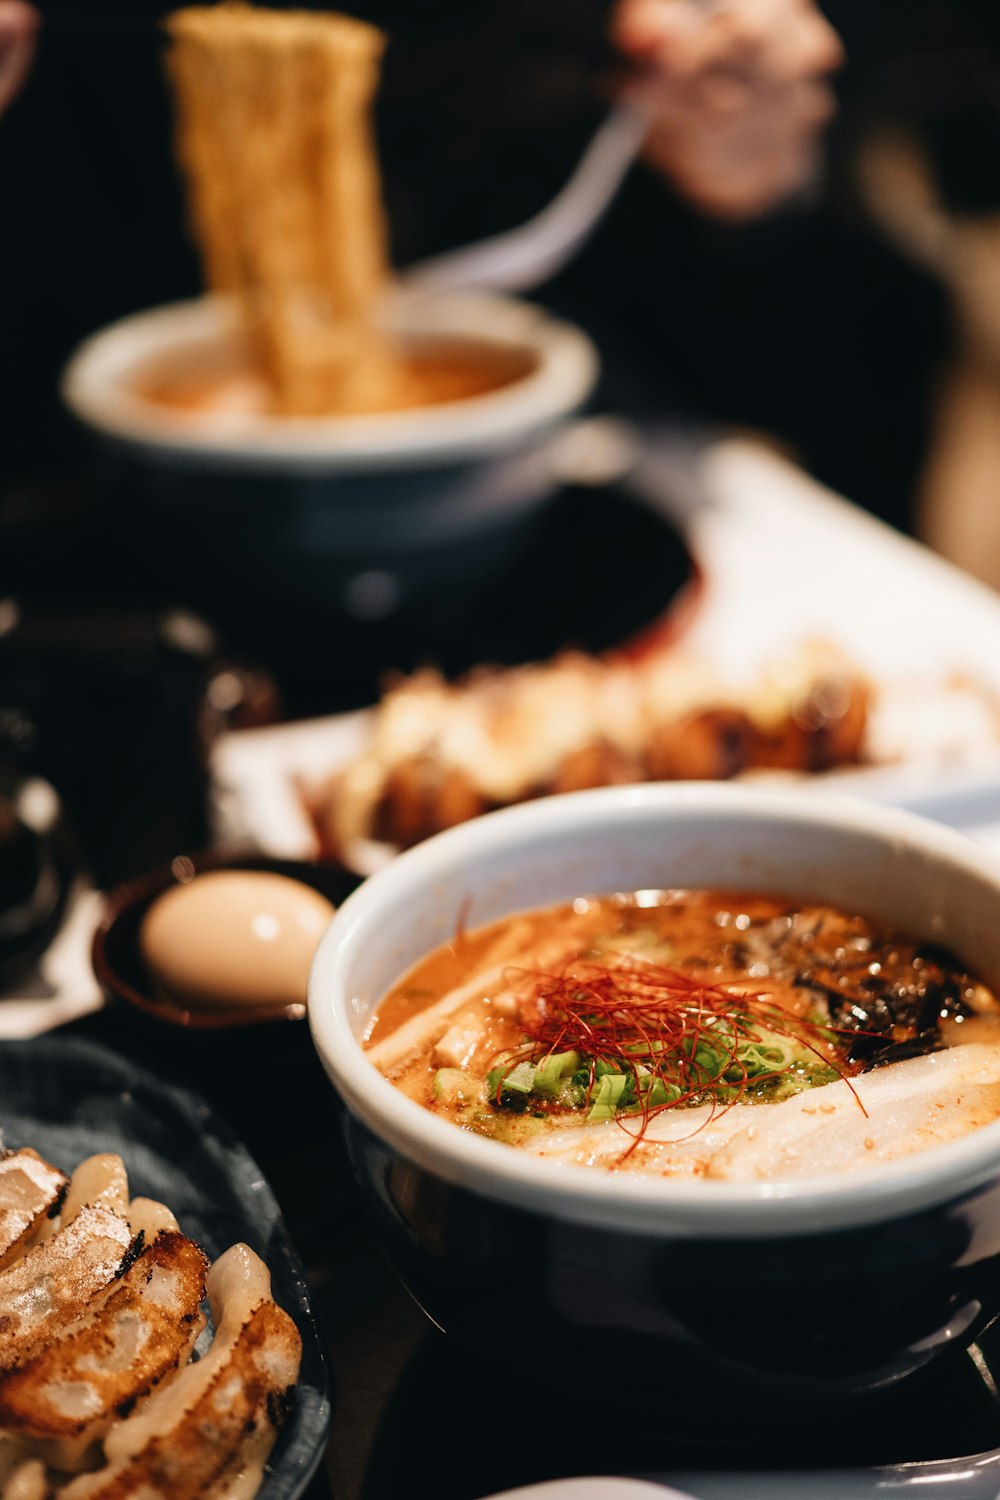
<box><xmin>7</xmin><ymin>457</ymin><xmax>1000</xmax><ymax>1500</ymax></box>
<box><xmin>43</xmin><ymin>997</ymin><xmax>1000</xmax><ymax>1500</ymax></box>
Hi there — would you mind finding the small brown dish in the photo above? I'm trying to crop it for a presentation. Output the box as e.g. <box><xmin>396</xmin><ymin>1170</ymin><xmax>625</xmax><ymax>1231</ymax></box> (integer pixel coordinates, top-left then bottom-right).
<box><xmin>93</xmin><ymin>850</ymin><xmax>361</xmax><ymax>1030</ymax></box>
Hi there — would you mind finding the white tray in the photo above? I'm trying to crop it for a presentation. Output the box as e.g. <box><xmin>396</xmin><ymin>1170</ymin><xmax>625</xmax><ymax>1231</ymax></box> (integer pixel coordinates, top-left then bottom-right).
<box><xmin>210</xmin><ymin>434</ymin><xmax>1000</xmax><ymax>861</ymax></box>
<box><xmin>0</xmin><ymin>884</ymin><xmax>105</xmax><ymax>1040</ymax></box>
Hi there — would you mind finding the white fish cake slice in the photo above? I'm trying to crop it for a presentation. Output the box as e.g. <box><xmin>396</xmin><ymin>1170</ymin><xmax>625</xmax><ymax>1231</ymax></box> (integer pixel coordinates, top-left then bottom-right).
<box><xmin>0</xmin><ymin>1231</ymin><xmax>208</xmax><ymax>1466</ymax></box>
<box><xmin>706</xmin><ymin>1042</ymin><xmax>1000</xmax><ymax>1181</ymax></box>
<box><xmin>62</xmin><ymin>1244</ymin><xmax>302</xmax><ymax>1500</ymax></box>
<box><xmin>525</xmin><ymin>1044</ymin><xmax>1000</xmax><ymax>1180</ymax></box>
<box><xmin>0</xmin><ymin>1152</ymin><xmax>68</xmax><ymax>1270</ymax></box>
<box><xmin>0</xmin><ymin>1206</ymin><xmax>134</xmax><ymax>1373</ymax></box>
<box><xmin>524</xmin><ymin>1100</ymin><xmax>748</xmax><ymax>1173</ymax></box>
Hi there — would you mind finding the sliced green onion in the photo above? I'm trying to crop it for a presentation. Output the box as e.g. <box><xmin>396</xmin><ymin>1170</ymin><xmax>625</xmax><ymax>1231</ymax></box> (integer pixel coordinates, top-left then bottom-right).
<box><xmin>645</xmin><ymin>1078</ymin><xmax>681</xmax><ymax>1108</ymax></box>
<box><xmin>499</xmin><ymin>1061</ymin><xmax>536</xmax><ymax>1094</ymax></box>
<box><xmin>587</xmin><ymin>1071</ymin><xmax>630</xmax><ymax>1121</ymax></box>
<box><xmin>532</xmin><ymin>1050</ymin><xmax>580</xmax><ymax>1095</ymax></box>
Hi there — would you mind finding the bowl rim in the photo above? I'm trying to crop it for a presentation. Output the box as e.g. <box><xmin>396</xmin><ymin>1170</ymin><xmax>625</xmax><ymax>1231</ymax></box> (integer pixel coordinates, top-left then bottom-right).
<box><xmin>309</xmin><ymin>782</ymin><xmax>1000</xmax><ymax>1238</ymax></box>
<box><xmin>59</xmin><ymin>290</ymin><xmax>599</xmax><ymax>473</ymax></box>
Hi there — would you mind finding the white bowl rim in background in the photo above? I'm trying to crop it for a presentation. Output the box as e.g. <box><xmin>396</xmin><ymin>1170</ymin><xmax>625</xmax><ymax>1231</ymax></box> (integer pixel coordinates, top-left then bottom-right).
<box><xmin>59</xmin><ymin>289</ymin><xmax>599</xmax><ymax>473</ymax></box>
<box><xmin>309</xmin><ymin>781</ymin><xmax>1000</xmax><ymax>1239</ymax></box>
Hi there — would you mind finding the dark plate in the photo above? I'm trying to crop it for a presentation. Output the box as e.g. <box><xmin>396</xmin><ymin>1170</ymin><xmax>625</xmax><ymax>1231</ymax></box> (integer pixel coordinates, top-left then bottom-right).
<box><xmin>0</xmin><ymin>1033</ymin><xmax>332</xmax><ymax>1500</ymax></box>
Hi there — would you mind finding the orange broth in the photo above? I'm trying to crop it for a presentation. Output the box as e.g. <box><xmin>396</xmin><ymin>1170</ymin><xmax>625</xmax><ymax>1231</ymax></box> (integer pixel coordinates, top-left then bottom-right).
<box><xmin>363</xmin><ymin>890</ymin><xmax>1000</xmax><ymax>1174</ymax></box>
<box><xmin>135</xmin><ymin>337</ymin><xmax>537</xmax><ymax>418</ymax></box>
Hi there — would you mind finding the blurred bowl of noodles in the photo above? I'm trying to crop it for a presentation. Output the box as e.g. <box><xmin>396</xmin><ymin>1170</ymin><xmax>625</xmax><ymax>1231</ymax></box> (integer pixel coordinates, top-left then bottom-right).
<box><xmin>59</xmin><ymin>5</ymin><xmax>600</xmax><ymax>619</ymax></box>
<box><xmin>59</xmin><ymin>287</ymin><xmax>599</xmax><ymax>613</ymax></box>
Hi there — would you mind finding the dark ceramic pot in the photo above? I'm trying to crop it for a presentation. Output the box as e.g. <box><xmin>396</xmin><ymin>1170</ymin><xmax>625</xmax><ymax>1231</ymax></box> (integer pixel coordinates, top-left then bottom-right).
<box><xmin>309</xmin><ymin>784</ymin><xmax>1000</xmax><ymax>1396</ymax></box>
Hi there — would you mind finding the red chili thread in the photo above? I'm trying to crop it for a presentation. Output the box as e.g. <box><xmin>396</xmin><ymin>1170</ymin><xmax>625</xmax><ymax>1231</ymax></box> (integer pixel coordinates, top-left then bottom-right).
<box><xmin>492</xmin><ymin>954</ymin><xmax>865</xmax><ymax>1159</ymax></box>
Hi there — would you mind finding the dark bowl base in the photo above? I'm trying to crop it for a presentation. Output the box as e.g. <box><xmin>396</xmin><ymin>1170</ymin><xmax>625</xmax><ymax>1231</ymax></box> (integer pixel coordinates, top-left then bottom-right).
<box><xmin>359</xmin><ymin>1312</ymin><xmax>1000</xmax><ymax>1500</ymax></box>
<box><xmin>345</xmin><ymin>1111</ymin><xmax>1000</xmax><ymax>1405</ymax></box>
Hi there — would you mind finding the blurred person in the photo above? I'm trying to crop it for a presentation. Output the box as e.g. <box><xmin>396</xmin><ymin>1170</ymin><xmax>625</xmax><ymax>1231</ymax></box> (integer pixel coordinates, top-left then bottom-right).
<box><xmin>0</xmin><ymin>1</ymin><xmax>954</xmax><ymax>550</ymax></box>
<box><xmin>853</xmin><ymin>6</ymin><xmax>1000</xmax><ymax>589</ymax></box>
<box><xmin>375</xmin><ymin>0</ymin><xmax>845</xmax><ymax>249</ymax></box>
<box><xmin>533</xmin><ymin>0</ymin><xmax>944</xmax><ymax>539</ymax></box>
<box><xmin>611</xmin><ymin>0</ymin><xmax>844</xmax><ymax>220</ymax></box>
<box><xmin>0</xmin><ymin>0</ymin><xmax>36</xmax><ymax>116</ymax></box>
<box><xmin>1</xmin><ymin>0</ymin><xmax>846</xmax><ymax>484</ymax></box>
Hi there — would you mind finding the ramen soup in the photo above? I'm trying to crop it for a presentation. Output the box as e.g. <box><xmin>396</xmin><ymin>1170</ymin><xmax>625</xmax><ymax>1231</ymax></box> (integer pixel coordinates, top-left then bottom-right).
<box><xmin>365</xmin><ymin>890</ymin><xmax>1000</xmax><ymax>1181</ymax></box>
<box><xmin>134</xmin><ymin>337</ymin><xmax>538</xmax><ymax>419</ymax></box>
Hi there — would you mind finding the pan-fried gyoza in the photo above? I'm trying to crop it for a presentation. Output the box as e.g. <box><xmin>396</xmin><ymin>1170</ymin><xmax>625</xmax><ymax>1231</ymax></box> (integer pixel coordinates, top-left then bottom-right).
<box><xmin>0</xmin><ymin>1152</ymin><xmax>68</xmax><ymax>1270</ymax></box>
<box><xmin>0</xmin><ymin>1149</ymin><xmax>301</xmax><ymax>1500</ymax></box>
<box><xmin>366</xmin><ymin>888</ymin><xmax>1000</xmax><ymax>1181</ymax></box>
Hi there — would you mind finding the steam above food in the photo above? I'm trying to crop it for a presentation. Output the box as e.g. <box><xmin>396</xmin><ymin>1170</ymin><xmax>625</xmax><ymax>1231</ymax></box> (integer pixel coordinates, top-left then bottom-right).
<box><xmin>365</xmin><ymin>889</ymin><xmax>1000</xmax><ymax>1180</ymax></box>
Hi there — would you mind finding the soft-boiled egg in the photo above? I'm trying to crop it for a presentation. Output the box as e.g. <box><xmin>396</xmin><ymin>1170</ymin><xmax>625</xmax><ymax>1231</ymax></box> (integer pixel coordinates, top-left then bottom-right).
<box><xmin>139</xmin><ymin>870</ymin><xmax>335</xmax><ymax>1014</ymax></box>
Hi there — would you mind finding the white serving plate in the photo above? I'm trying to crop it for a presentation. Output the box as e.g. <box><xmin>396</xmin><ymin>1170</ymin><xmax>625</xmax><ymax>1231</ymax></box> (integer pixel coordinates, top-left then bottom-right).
<box><xmin>209</xmin><ymin>432</ymin><xmax>1000</xmax><ymax>863</ymax></box>
<box><xmin>0</xmin><ymin>884</ymin><xmax>105</xmax><ymax>1040</ymax></box>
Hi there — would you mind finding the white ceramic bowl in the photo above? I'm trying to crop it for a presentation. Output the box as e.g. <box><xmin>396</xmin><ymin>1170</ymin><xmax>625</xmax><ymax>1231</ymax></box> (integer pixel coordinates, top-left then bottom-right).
<box><xmin>309</xmin><ymin>782</ymin><xmax>1000</xmax><ymax>1393</ymax></box>
<box><xmin>60</xmin><ymin>288</ymin><xmax>600</xmax><ymax>610</ymax></box>
<box><xmin>60</xmin><ymin>288</ymin><xmax>598</xmax><ymax>473</ymax></box>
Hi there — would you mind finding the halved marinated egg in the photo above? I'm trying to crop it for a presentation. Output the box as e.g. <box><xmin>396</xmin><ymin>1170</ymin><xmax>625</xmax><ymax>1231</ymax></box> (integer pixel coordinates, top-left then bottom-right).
<box><xmin>140</xmin><ymin>870</ymin><xmax>335</xmax><ymax>1013</ymax></box>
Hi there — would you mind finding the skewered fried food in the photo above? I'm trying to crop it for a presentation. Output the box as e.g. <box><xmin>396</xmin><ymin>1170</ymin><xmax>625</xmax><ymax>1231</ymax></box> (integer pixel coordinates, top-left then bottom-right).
<box><xmin>310</xmin><ymin>641</ymin><xmax>871</xmax><ymax>856</ymax></box>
